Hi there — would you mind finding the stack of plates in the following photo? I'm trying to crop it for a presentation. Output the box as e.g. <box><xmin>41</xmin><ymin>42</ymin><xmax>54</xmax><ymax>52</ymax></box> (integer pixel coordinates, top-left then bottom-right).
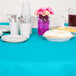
<box><xmin>0</xmin><ymin>25</ymin><xmax>10</xmax><ymax>37</ymax></box>
<box><xmin>0</xmin><ymin>25</ymin><xmax>10</xmax><ymax>32</ymax></box>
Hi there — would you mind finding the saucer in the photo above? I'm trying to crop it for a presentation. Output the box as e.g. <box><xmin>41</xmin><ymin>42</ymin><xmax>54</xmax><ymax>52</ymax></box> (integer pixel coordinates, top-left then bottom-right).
<box><xmin>1</xmin><ymin>35</ymin><xmax>27</xmax><ymax>43</ymax></box>
<box><xmin>0</xmin><ymin>25</ymin><xmax>10</xmax><ymax>32</ymax></box>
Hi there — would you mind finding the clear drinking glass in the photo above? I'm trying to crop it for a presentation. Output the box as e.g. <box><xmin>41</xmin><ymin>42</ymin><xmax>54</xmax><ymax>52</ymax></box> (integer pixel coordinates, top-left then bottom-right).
<box><xmin>21</xmin><ymin>2</ymin><xmax>31</xmax><ymax>23</ymax></box>
<box><xmin>68</xmin><ymin>8</ymin><xmax>76</xmax><ymax>27</ymax></box>
<box><xmin>21</xmin><ymin>2</ymin><xmax>32</xmax><ymax>34</ymax></box>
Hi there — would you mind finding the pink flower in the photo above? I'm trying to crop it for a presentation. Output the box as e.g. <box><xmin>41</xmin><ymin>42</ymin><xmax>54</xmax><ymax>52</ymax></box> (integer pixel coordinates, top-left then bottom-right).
<box><xmin>42</xmin><ymin>8</ymin><xmax>46</xmax><ymax>11</ymax></box>
<box><xmin>37</xmin><ymin>11</ymin><xmax>43</xmax><ymax>15</ymax></box>
<box><xmin>35</xmin><ymin>7</ymin><xmax>54</xmax><ymax>15</ymax></box>
<box><xmin>38</xmin><ymin>8</ymin><xmax>46</xmax><ymax>12</ymax></box>
<box><xmin>46</xmin><ymin>7</ymin><xmax>54</xmax><ymax>15</ymax></box>
<box><xmin>37</xmin><ymin>8</ymin><xmax>46</xmax><ymax>15</ymax></box>
<box><xmin>37</xmin><ymin>9</ymin><xmax>43</xmax><ymax>12</ymax></box>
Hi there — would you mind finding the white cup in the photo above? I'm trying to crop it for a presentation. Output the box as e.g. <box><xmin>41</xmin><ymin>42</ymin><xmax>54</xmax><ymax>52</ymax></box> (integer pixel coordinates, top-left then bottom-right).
<box><xmin>10</xmin><ymin>22</ymin><xmax>19</xmax><ymax>35</ymax></box>
<box><xmin>20</xmin><ymin>23</ymin><xmax>31</xmax><ymax>38</ymax></box>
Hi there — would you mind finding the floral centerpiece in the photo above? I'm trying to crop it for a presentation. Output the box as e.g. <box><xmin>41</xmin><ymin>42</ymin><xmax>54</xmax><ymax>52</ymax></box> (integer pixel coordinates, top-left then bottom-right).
<box><xmin>35</xmin><ymin>7</ymin><xmax>54</xmax><ymax>35</ymax></box>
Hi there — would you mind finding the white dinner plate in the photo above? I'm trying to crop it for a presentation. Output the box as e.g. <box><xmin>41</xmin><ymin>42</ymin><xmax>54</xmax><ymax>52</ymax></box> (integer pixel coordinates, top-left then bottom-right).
<box><xmin>1</xmin><ymin>35</ymin><xmax>27</xmax><ymax>43</ymax></box>
<box><xmin>45</xmin><ymin>37</ymin><xmax>73</xmax><ymax>42</ymax></box>
<box><xmin>0</xmin><ymin>25</ymin><xmax>10</xmax><ymax>32</ymax></box>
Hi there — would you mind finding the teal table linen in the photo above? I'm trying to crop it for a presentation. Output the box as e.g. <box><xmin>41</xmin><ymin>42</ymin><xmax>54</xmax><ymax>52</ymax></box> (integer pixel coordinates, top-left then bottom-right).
<box><xmin>0</xmin><ymin>22</ymin><xmax>9</xmax><ymax>25</ymax></box>
<box><xmin>0</xmin><ymin>24</ymin><xmax>76</xmax><ymax>76</ymax></box>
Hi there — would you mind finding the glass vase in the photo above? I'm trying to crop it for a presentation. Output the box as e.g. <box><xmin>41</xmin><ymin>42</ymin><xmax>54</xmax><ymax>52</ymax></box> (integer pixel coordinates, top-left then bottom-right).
<box><xmin>38</xmin><ymin>15</ymin><xmax>49</xmax><ymax>35</ymax></box>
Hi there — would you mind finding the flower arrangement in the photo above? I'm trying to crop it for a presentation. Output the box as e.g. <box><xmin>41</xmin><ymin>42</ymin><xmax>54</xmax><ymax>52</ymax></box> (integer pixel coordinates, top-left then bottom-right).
<box><xmin>35</xmin><ymin>7</ymin><xmax>54</xmax><ymax>16</ymax></box>
<box><xmin>35</xmin><ymin>7</ymin><xmax>54</xmax><ymax>35</ymax></box>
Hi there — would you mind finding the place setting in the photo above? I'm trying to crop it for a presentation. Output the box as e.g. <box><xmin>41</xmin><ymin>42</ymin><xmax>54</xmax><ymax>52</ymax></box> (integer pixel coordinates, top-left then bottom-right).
<box><xmin>0</xmin><ymin>2</ymin><xmax>32</xmax><ymax>43</ymax></box>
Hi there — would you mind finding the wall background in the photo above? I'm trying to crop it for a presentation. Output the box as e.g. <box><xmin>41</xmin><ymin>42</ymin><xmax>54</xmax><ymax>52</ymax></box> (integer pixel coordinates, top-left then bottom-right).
<box><xmin>0</xmin><ymin>0</ymin><xmax>75</xmax><ymax>27</ymax></box>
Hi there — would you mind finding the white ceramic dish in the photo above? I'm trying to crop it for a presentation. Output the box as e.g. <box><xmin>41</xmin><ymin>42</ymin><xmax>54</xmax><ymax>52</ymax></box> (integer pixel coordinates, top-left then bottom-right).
<box><xmin>1</xmin><ymin>35</ymin><xmax>27</xmax><ymax>43</ymax></box>
<box><xmin>45</xmin><ymin>37</ymin><xmax>72</xmax><ymax>42</ymax></box>
<box><xmin>0</xmin><ymin>25</ymin><xmax>10</xmax><ymax>32</ymax></box>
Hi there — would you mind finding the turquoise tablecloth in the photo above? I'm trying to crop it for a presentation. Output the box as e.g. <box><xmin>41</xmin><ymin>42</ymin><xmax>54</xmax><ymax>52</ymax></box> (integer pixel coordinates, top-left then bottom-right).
<box><xmin>0</xmin><ymin>24</ymin><xmax>76</xmax><ymax>76</ymax></box>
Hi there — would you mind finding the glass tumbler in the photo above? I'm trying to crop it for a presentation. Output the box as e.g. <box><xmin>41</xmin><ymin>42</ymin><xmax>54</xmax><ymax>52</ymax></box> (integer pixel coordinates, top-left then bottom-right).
<box><xmin>68</xmin><ymin>8</ymin><xmax>76</xmax><ymax>27</ymax></box>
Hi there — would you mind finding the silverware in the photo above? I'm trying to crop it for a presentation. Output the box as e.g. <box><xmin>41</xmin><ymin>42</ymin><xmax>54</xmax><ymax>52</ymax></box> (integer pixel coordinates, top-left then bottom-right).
<box><xmin>18</xmin><ymin>16</ymin><xmax>25</xmax><ymax>23</ymax></box>
<box><xmin>7</xmin><ymin>14</ymin><xmax>19</xmax><ymax>22</ymax></box>
<box><xmin>7</xmin><ymin>14</ymin><xmax>12</xmax><ymax>22</ymax></box>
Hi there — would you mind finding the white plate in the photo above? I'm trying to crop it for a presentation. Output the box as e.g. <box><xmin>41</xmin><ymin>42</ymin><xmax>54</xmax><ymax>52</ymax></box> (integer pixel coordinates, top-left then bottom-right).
<box><xmin>45</xmin><ymin>37</ymin><xmax>72</xmax><ymax>42</ymax></box>
<box><xmin>0</xmin><ymin>25</ymin><xmax>10</xmax><ymax>32</ymax></box>
<box><xmin>1</xmin><ymin>35</ymin><xmax>27</xmax><ymax>43</ymax></box>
